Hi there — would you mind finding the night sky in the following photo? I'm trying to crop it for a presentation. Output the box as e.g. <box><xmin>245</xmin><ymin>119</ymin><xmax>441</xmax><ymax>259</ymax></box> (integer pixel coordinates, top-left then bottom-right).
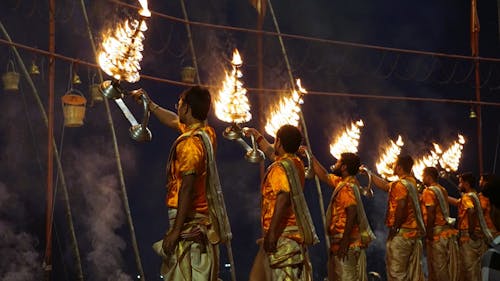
<box><xmin>1</xmin><ymin>0</ymin><xmax>500</xmax><ymax>280</ymax></box>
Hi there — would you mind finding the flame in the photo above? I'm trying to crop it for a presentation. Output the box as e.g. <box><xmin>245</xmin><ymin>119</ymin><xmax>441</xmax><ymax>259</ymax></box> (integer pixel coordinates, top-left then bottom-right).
<box><xmin>98</xmin><ymin>5</ymin><xmax>149</xmax><ymax>83</ymax></box>
<box><xmin>329</xmin><ymin>120</ymin><xmax>364</xmax><ymax>159</ymax></box>
<box><xmin>214</xmin><ymin>49</ymin><xmax>251</xmax><ymax>124</ymax></box>
<box><xmin>376</xmin><ymin>135</ymin><xmax>404</xmax><ymax>181</ymax></box>
<box><xmin>439</xmin><ymin>134</ymin><xmax>466</xmax><ymax>172</ymax></box>
<box><xmin>265</xmin><ymin>79</ymin><xmax>307</xmax><ymax>137</ymax></box>
<box><xmin>138</xmin><ymin>0</ymin><xmax>151</xmax><ymax>17</ymax></box>
<box><xmin>413</xmin><ymin>143</ymin><xmax>442</xmax><ymax>181</ymax></box>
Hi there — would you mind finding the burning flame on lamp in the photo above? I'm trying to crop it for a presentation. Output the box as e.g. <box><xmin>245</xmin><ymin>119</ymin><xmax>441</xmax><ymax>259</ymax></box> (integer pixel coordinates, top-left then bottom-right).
<box><xmin>413</xmin><ymin>143</ymin><xmax>443</xmax><ymax>181</ymax></box>
<box><xmin>214</xmin><ymin>49</ymin><xmax>251</xmax><ymax>124</ymax></box>
<box><xmin>98</xmin><ymin>0</ymin><xmax>151</xmax><ymax>83</ymax></box>
<box><xmin>439</xmin><ymin>134</ymin><xmax>466</xmax><ymax>172</ymax></box>
<box><xmin>376</xmin><ymin>135</ymin><xmax>404</xmax><ymax>181</ymax></box>
<box><xmin>265</xmin><ymin>79</ymin><xmax>307</xmax><ymax>138</ymax></box>
<box><xmin>329</xmin><ymin>120</ymin><xmax>364</xmax><ymax>159</ymax></box>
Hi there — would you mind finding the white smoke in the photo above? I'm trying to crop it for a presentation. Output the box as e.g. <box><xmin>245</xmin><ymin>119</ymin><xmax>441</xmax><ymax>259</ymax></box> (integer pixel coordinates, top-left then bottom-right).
<box><xmin>67</xmin><ymin>141</ymin><xmax>135</xmax><ymax>281</ymax></box>
<box><xmin>0</xmin><ymin>183</ymin><xmax>41</xmax><ymax>281</ymax></box>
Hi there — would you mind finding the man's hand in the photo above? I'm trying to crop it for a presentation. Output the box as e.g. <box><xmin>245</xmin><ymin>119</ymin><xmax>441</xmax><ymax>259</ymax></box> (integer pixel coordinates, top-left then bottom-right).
<box><xmin>243</xmin><ymin>127</ymin><xmax>260</xmax><ymax>138</ymax></box>
<box><xmin>162</xmin><ymin>229</ymin><xmax>181</xmax><ymax>254</ymax></box>
<box><xmin>388</xmin><ymin>227</ymin><xmax>398</xmax><ymax>240</ymax></box>
<box><xmin>263</xmin><ymin>231</ymin><xmax>279</xmax><ymax>253</ymax></box>
<box><xmin>129</xmin><ymin>88</ymin><xmax>149</xmax><ymax>104</ymax></box>
<box><xmin>337</xmin><ymin>237</ymin><xmax>350</xmax><ymax>261</ymax></box>
<box><xmin>297</xmin><ymin>145</ymin><xmax>308</xmax><ymax>157</ymax></box>
<box><xmin>469</xmin><ymin>231</ymin><xmax>479</xmax><ymax>241</ymax></box>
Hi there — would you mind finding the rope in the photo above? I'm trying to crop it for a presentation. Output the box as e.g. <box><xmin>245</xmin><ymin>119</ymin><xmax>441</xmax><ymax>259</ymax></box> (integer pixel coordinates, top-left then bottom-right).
<box><xmin>105</xmin><ymin>0</ymin><xmax>500</xmax><ymax>63</ymax></box>
<box><xmin>267</xmin><ymin>0</ymin><xmax>331</xmax><ymax>253</ymax></box>
<box><xmin>78</xmin><ymin>0</ymin><xmax>147</xmax><ymax>279</ymax></box>
<box><xmin>1</xmin><ymin>39</ymin><xmax>500</xmax><ymax>107</ymax></box>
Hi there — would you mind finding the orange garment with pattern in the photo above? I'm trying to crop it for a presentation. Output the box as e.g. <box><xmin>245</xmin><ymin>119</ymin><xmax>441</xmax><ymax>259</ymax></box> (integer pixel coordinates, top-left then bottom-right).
<box><xmin>385</xmin><ymin>176</ymin><xmax>420</xmax><ymax>238</ymax></box>
<box><xmin>166</xmin><ymin>123</ymin><xmax>216</xmax><ymax>215</ymax></box>
<box><xmin>479</xmin><ymin>193</ymin><xmax>498</xmax><ymax>233</ymax></box>
<box><xmin>261</xmin><ymin>154</ymin><xmax>305</xmax><ymax>242</ymax></box>
<box><xmin>421</xmin><ymin>185</ymin><xmax>458</xmax><ymax>241</ymax></box>
<box><xmin>457</xmin><ymin>193</ymin><xmax>480</xmax><ymax>243</ymax></box>
<box><xmin>327</xmin><ymin>175</ymin><xmax>362</xmax><ymax>249</ymax></box>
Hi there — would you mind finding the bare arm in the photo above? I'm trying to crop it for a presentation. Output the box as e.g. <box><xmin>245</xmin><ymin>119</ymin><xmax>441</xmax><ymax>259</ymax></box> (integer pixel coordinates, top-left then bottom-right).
<box><xmin>337</xmin><ymin>205</ymin><xmax>357</xmax><ymax>259</ymax></box>
<box><xmin>264</xmin><ymin>192</ymin><xmax>291</xmax><ymax>252</ymax></box>
<box><xmin>370</xmin><ymin>172</ymin><xmax>391</xmax><ymax>192</ymax></box>
<box><xmin>310</xmin><ymin>155</ymin><xmax>332</xmax><ymax>186</ymax></box>
<box><xmin>425</xmin><ymin>205</ymin><xmax>436</xmax><ymax>240</ymax></box>
<box><xmin>149</xmin><ymin>101</ymin><xmax>180</xmax><ymax>130</ymax></box>
<box><xmin>162</xmin><ymin>174</ymin><xmax>196</xmax><ymax>252</ymax></box>
<box><xmin>447</xmin><ymin>196</ymin><xmax>459</xmax><ymax>207</ymax></box>
<box><xmin>244</xmin><ymin>128</ymin><xmax>275</xmax><ymax>161</ymax></box>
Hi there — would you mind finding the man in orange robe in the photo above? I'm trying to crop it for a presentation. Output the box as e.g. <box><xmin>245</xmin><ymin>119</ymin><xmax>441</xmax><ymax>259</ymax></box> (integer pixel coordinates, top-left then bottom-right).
<box><xmin>141</xmin><ymin>87</ymin><xmax>231</xmax><ymax>281</ymax></box>
<box><xmin>421</xmin><ymin>167</ymin><xmax>458</xmax><ymax>281</ymax></box>
<box><xmin>308</xmin><ymin>151</ymin><xmax>375</xmax><ymax>281</ymax></box>
<box><xmin>448</xmin><ymin>173</ymin><xmax>494</xmax><ymax>281</ymax></box>
<box><xmin>367</xmin><ymin>155</ymin><xmax>425</xmax><ymax>281</ymax></box>
<box><xmin>246</xmin><ymin>125</ymin><xmax>318</xmax><ymax>281</ymax></box>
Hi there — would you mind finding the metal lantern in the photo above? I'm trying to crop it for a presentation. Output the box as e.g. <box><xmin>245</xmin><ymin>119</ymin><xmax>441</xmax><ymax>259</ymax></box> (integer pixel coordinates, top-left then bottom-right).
<box><xmin>61</xmin><ymin>90</ymin><xmax>87</xmax><ymax>127</ymax></box>
<box><xmin>29</xmin><ymin>60</ymin><xmax>40</xmax><ymax>76</ymax></box>
<box><xmin>2</xmin><ymin>60</ymin><xmax>20</xmax><ymax>92</ymax></box>
<box><xmin>181</xmin><ymin>66</ymin><xmax>196</xmax><ymax>83</ymax></box>
<box><xmin>89</xmin><ymin>83</ymin><xmax>104</xmax><ymax>105</ymax></box>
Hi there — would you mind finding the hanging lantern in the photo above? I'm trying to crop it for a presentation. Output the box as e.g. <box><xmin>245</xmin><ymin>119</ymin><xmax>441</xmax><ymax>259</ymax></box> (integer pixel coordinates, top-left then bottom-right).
<box><xmin>72</xmin><ymin>72</ymin><xmax>82</xmax><ymax>84</ymax></box>
<box><xmin>29</xmin><ymin>60</ymin><xmax>40</xmax><ymax>76</ymax></box>
<box><xmin>89</xmin><ymin>83</ymin><xmax>104</xmax><ymax>105</ymax></box>
<box><xmin>61</xmin><ymin>90</ymin><xmax>87</xmax><ymax>127</ymax></box>
<box><xmin>2</xmin><ymin>60</ymin><xmax>20</xmax><ymax>92</ymax></box>
<box><xmin>181</xmin><ymin>66</ymin><xmax>196</xmax><ymax>83</ymax></box>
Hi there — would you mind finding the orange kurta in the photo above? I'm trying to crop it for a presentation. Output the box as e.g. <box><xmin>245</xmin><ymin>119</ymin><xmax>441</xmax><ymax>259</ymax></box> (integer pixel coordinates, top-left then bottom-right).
<box><xmin>261</xmin><ymin>154</ymin><xmax>305</xmax><ymax>242</ymax></box>
<box><xmin>479</xmin><ymin>193</ymin><xmax>498</xmax><ymax>234</ymax></box>
<box><xmin>327</xmin><ymin>175</ymin><xmax>362</xmax><ymax>249</ymax></box>
<box><xmin>166</xmin><ymin>123</ymin><xmax>216</xmax><ymax>215</ymax></box>
<box><xmin>457</xmin><ymin>193</ymin><xmax>479</xmax><ymax>243</ymax></box>
<box><xmin>386</xmin><ymin>176</ymin><xmax>419</xmax><ymax>238</ymax></box>
<box><xmin>421</xmin><ymin>185</ymin><xmax>458</xmax><ymax>241</ymax></box>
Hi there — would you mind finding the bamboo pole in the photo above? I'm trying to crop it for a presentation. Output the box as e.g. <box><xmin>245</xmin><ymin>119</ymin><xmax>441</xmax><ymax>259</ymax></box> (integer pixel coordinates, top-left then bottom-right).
<box><xmin>266</xmin><ymin>0</ymin><xmax>330</xmax><ymax>252</ymax></box>
<box><xmin>77</xmin><ymin>1</ymin><xmax>146</xmax><ymax>279</ymax></box>
<box><xmin>0</xmin><ymin>21</ymin><xmax>85</xmax><ymax>281</ymax></box>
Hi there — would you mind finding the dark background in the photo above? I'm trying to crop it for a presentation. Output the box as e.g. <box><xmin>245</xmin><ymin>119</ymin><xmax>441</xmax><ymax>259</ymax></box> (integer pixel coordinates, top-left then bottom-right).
<box><xmin>1</xmin><ymin>0</ymin><xmax>500</xmax><ymax>280</ymax></box>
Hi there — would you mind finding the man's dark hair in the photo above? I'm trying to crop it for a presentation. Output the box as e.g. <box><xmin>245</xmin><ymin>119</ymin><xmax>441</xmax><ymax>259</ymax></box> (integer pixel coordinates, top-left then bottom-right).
<box><xmin>276</xmin><ymin>125</ymin><xmax>302</xmax><ymax>153</ymax></box>
<box><xmin>181</xmin><ymin>86</ymin><xmax>211</xmax><ymax>121</ymax></box>
<box><xmin>340</xmin><ymin>153</ymin><xmax>361</xmax><ymax>176</ymax></box>
<box><xmin>423</xmin><ymin>167</ymin><xmax>439</xmax><ymax>181</ymax></box>
<box><xmin>459</xmin><ymin>172</ymin><xmax>476</xmax><ymax>190</ymax></box>
<box><xmin>395</xmin><ymin>155</ymin><xmax>414</xmax><ymax>174</ymax></box>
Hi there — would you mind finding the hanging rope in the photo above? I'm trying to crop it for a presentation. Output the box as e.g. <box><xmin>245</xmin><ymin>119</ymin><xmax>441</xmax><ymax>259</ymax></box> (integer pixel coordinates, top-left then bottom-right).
<box><xmin>77</xmin><ymin>1</ymin><xmax>147</xmax><ymax>280</ymax></box>
<box><xmin>266</xmin><ymin>0</ymin><xmax>331</xmax><ymax>253</ymax></box>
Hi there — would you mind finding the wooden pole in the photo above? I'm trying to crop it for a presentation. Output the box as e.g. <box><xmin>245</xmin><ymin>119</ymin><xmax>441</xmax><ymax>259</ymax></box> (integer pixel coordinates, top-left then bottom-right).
<box><xmin>44</xmin><ymin>0</ymin><xmax>55</xmax><ymax>279</ymax></box>
<box><xmin>471</xmin><ymin>0</ymin><xmax>483</xmax><ymax>174</ymax></box>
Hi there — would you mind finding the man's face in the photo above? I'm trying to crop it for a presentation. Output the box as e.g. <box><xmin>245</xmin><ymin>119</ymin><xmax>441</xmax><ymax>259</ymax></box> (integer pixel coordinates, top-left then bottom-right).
<box><xmin>273</xmin><ymin>138</ymin><xmax>281</xmax><ymax>156</ymax></box>
<box><xmin>332</xmin><ymin>159</ymin><xmax>343</xmax><ymax>177</ymax></box>
<box><xmin>177</xmin><ymin>98</ymin><xmax>187</xmax><ymax>124</ymax></box>
<box><xmin>392</xmin><ymin>162</ymin><xmax>400</xmax><ymax>176</ymax></box>
<box><xmin>458</xmin><ymin>177</ymin><xmax>467</xmax><ymax>192</ymax></box>
<box><xmin>479</xmin><ymin>176</ymin><xmax>486</xmax><ymax>189</ymax></box>
<box><xmin>422</xmin><ymin>173</ymin><xmax>431</xmax><ymax>186</ymax></box>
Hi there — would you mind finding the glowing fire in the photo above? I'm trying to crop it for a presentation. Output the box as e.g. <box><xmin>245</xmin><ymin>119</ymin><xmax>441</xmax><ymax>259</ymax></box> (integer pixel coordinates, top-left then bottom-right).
<box><xmin>413</xmin><ymin>143</ymin><xmax>442</xmax><ymax>181</ymax></box>
<box><xmin>329</xmin><ymin>120</ymin><xmax>364</xmax><ymax>159</ymax></box>
<box><xmin>439</xmin><ymin>134</ymin><xmax>466</xmax><ymax>172</ymax></box>
<box><xmin>265</xmin><ymin>79</ymin><xmax>307</xmax><ymax>138</ymax></box>
<box><xmin>214</xmin><ymin>49</ymin><xmax>251</xmax><ymax>124</ymax></box>
<box><xmin>376</xmin><ymin>135</ymin><xmax>404</xmax><ymax>181</ymax></box>
<box><xmin>98</xmin><ymin>1</ymin><xmax>151</xmax><ymax>83</ymax></box>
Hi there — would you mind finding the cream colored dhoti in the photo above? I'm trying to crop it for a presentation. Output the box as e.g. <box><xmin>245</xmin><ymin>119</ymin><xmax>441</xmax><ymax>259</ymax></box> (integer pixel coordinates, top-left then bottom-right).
<box><xmin>459</xmin><ymin>238</ymin><xmax>487</xmax><ymax>281</ymax></box>
<box><xmin>249</xmin><ymin>236</ymin><xmax>312</xmax><ymax>281</ymax></box>
<box><xmin>153</xmin><ymin>210</ymin><xmax>219</xmax><ymax>281</ymax></box>
<box><xmin>385</xmin><ymin>233</ymin><xmax>424</xmax><ymax>281</ymax></box>
<box><xmin>330</xmin><ymin>247</ymin><xmax>367</xmax><ymax>281</ymax></box>
<box><xmin>426</xmin><ymin>236</ymin><xmax>459</xmax><ymax>281</ymax></box>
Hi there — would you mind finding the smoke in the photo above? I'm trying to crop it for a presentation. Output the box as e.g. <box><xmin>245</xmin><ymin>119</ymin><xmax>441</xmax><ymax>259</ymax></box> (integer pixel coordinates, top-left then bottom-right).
<box><xmin>66</xmin><ymin>139</ymin><xmax>135</xmax><ymax>281</ymax></box>
<box><xmin>0</xmin><ymin>183</ymin><xmax>41</xmax><ymax>281</ymax></box>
